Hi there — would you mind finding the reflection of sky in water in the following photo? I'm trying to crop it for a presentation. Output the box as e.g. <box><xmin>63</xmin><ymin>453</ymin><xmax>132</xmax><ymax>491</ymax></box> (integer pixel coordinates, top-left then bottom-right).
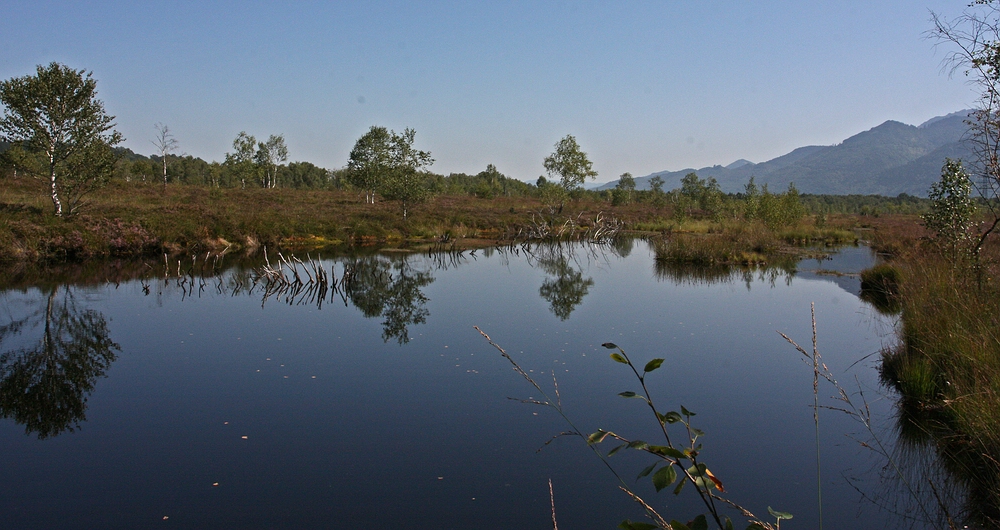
<box><xmin>0</xmin><ymin>243</ymin><xmax>900</xmax><ymax>529</ymax></box>
<box><xmin>795</xmin><ymin>245</ymin><xmax>878</xmax><ymax>295</ymax></box>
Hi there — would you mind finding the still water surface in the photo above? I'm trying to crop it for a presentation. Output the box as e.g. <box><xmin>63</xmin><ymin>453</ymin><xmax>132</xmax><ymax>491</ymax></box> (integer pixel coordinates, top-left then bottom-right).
<box><xmin>0</xmin><ymin>242</ymin><xmax>899</xmax><ymax>529</ymax></box>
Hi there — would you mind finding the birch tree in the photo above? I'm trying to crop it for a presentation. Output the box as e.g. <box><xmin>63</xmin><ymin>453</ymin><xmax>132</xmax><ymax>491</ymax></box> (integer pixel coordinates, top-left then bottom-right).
<box><xmin>347</xmin><ymin>126</ymin><xmax>433</xmax><ymax>216</ymax></box>
<box><xmin>0</xmin><ymin>63</ymin><xmax>123</xmax><ymax>216</ymax></box>
<box><xmin>255</xmin><ymin>134</ymin><xmax>288</xmax><ymax>188</ymax></box>
<box><xmin>347</xmin><ymin>126</ymin><xmax>393</xmax><ymax>203</ymax></box>
<box><xmin>932</xmin><ymin>2</ymin><xmax>1000</xmax><ymax>254</ymax></box>
<box><xmin>380</xmin><ymin>128</ymin><xmax>434</xmax><ymax>219</ymax></box>
<box><xmin>224</xmin><ymin>132</ymin><xmax>257</xmax><ymax>189</ymax></box>
<box><xmin>543</xmin><ymin>135</ymin><xmax>597</xmax><ymax>209</ymax></box>
<box><xmin>151</xmin><ymin>122</ymin><xmax>178</xmax><ymax>189</ymax></box>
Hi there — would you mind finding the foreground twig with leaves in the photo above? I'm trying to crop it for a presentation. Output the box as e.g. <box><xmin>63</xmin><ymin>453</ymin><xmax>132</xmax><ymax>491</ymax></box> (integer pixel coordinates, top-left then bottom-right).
<box><xmin>475</xmin><ymin>326</ymin><xmax>790</xmax><ymax>530</ymax></box>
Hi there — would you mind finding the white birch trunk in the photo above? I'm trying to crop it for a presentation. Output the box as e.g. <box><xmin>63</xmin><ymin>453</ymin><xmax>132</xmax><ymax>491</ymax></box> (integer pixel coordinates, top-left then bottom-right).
<box><xmin>48</xmin><ymin>150</ymin><xmax>63</xmax><ymax>217</ymax></box>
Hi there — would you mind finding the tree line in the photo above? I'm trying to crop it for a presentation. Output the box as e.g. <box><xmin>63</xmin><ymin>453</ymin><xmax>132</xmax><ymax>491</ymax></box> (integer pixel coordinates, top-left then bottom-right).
<box><xmin>0</xmin><ymin>64</ymin><xmax>598</xmax><ymax>218</ymax></box>
<box><xmin>1</xmin><ymin>61</ymin><xmax>935</xmax><ymax>221</ymax></box>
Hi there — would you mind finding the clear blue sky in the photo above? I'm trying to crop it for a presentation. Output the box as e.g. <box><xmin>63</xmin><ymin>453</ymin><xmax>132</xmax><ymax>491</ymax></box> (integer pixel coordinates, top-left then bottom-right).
<box><xmin>0</xmin><ymin>1</ymin><xmax>975</xmax><ymax>184</ymax></box>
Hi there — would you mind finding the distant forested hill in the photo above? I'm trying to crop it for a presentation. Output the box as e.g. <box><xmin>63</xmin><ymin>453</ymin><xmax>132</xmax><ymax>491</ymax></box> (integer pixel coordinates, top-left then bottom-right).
<box><xmin>599</xmin><ymin>111</ymin><xmax>973</xmax><ymax>196</ymax></box>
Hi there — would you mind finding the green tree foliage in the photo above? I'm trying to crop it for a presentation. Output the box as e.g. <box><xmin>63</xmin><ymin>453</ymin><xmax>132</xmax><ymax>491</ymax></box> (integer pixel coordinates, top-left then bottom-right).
<box><xmin>543</xmin><ymin>135</ymin><xmax>598</xmax><ymax>202</ymax></box>
<box><xmin>612</xmin><ymin>172</ymin><xmax>636</xmax><ymax>205</ymax></box>
<box><xmin>647</xmin><ymin>175</ymin><xmax>667</xmax><ymax>208</ymax></box>
<box><xmin>169</xmin><ymin>155</ymin><xmax>216</xmax><ymax>186</ymax></box>
<box><xmin>348</xmin><ymin>126</ymin><xmax>434</xmax><ymax>218</ymax></box>
<box><xmin>680</xmin><ymin>173</ymin><xmax>723</xmax><ymax>218</ymax></box>
<box><xmin>741</xmin><ymin>177</ymin><xmax>804</xmax><ymax>228</ymax></box>
<box><xmin>474</xmin><ymin>163</ymin><xmax>504</xmax><ymax>198</ymax></box>
<box><xmin>347</xmin><ymin>126</ymin><xmax>393</xmax><ymax>203</ymax></box>
<box><xmin>536</xmin><ymin>175</ymin><xmax>568</xmax><ymax>212</ymax></box>
<box><xmin>422</xmin><ymin>168</ymin><xmax>533</xmax><ymax>197</ymax></box>
<box><xmin>0</xmin><ymin>62</ymin><xmax>123</xmax><ymax>216</ymax></box>
<box><xmin>667</xmin><ymin>173</ymin><xmax>723</xmax><ymax>221</ymax></box>
<box><xmin>380</xmin><ymin>128</ymin><xmax>434</xmax><ymax>219</ymax></box>
<box><xmin>649</xmin><ymin>176</ymin><xmax>665</xmax><ymax>194</ymax></box>
<box><xmin>923</xmin><ymin>159</ymin><xmax>977</xmax><ymax>263</ymax></box>
<box><xmin>347</xmin><ymin>125</ymin><xmax>392</xmax><ymax>204</ymax></box>
<box><xmin>255</xmin><ymin>134</ymin><xmax>289</xmax><ymax>189</ymax></box>
<box><xmin>798</xmin><ymin>193</ymin><xmax>929</xmax><ymax>215</ymax></box>
<box><xmin>225</xmin><ymin>131</ymin><xmax>258</xmax><ymax>188</ymax></box>
<box><xmin>777</xmin><ymin>183</ymin><xmax>807</xmax><ymax>225</ymax></box>
<box><xmin>931</xmin><ymin>3</ymin><xmax>1000</xmax><ymax>258</ymax></box>
<box><xmin>279</xmin><ymin>161</ymin><xmax>331</xmax><ymax>189</ymax></box>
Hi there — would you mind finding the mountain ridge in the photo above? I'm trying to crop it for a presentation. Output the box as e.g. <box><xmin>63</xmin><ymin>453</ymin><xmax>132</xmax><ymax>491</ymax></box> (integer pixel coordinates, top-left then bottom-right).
<box><xmin>598</xmin><ymin>111</ymin><xmax>974</xmax><ymax>196</ymax></box>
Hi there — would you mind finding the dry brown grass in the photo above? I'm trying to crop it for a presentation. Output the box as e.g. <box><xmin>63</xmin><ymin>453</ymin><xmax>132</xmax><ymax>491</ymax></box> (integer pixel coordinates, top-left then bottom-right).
<box><xmin>0</xmin><ymin>178</ymin><xmax>680</xmax><ymax>261</ymax></box>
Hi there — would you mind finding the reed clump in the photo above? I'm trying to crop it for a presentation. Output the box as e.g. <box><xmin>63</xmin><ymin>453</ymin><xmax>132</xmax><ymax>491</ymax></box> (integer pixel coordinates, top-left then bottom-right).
<box><xmin>877</xmin><ymin>251</ymin><xmax>1000</xmax><ymax>527</ymax></box>
<box><xmin>651</xmin><ymin>222</ymin><xmax>792</xmax><ymax>266</ymax></box>
<box><xmin>859</xmin><ymin>263</ymin><xmax>902</xmax><ymax>314</ymax></box>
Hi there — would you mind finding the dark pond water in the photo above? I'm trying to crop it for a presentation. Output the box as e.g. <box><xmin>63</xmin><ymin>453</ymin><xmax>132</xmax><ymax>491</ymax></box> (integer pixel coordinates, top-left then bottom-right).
<box><xmin>0</xmin><ymin>242</ymin><xmax>904</xmax><ymax>529</ymax></box>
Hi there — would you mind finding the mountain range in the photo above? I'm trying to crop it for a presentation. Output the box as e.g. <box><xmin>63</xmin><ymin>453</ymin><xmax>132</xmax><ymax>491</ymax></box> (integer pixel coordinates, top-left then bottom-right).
<box><xmin>597</xmin><ymin>110</ymin><xmax>974</xmax><ymax>196</ymax></box>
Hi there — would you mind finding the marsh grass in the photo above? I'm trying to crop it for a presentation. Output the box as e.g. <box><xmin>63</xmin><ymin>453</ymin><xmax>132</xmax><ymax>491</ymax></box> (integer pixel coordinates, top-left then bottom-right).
<box><xmin>650</xmin><ymin>217</ymin><xmax>861</xmax><ymax>268</ymax></box>
<box><xmin>859</xmin><ymin>263</ymin><xmax>902</xmax><ymax>314</ymax></box>
<box><xmin>0</xmin><ymin>178</ymin><xmax>666</xmax><ymax>261</ymax></box>
<box><xmin>875</xmin><ymin>246</ymin><xmax>1000</xmax><ymax>527</ymax></box>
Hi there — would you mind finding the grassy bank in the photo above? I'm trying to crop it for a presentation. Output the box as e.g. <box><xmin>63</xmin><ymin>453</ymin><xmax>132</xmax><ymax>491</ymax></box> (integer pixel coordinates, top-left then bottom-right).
<box><xmin>861</xmin><ymin>214</ymin><xmax>1000</xmax><ymax>526</ymax></box>
<box><xmin>0</xmin><ymin>178</ymin><xmax>568</xmax><ymax>260</ymax></box>
<box><xmin>650</xmin><ymin>218</ymin><xmax>857</xmax><ymax>266</ymax></box>
<box><xmin>0</xmin><ymin>177</ymin><xmax>874</xmax><ymax>263</ymax></box>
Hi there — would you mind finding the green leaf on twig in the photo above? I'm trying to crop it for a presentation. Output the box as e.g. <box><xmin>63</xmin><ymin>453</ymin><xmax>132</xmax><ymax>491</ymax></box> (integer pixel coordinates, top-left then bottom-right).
<box><xmin>662</xmin><ymin>411</ymin><xmax>682</xmax><ymax>424</ymax></box>
<box><xmin>649</xmin><ymin>445</ymin><xmax>685</xmax><ymax>459</ymax></box>
<box><xmin>636</xmin><ymin>462</ymin><xmax>659</xmax><ymax>480</ymax></box>
<box><xmin>767</xmin><ymin>507</ymin><xmax>793</xmax><ymax>520</ymax></box>
<box><xmin>607</xmin><ymin>443</ymin><xmax>628</xmax><ymax>457</ymax></box>
<box><xmin>643</xmin><ymin>358</ymin><xmax>664</xmax><ymax>373</ymax></box>
<box><xmin>627</xmin><ymin>440</ymin><xmax>649</xmax><ymax>450</ymax></box>
<box><xmin>610</xmin><ymin>353</ymin><xmax>628</xmax><ymax>364</ymax></box>
<box><xmin>618</xmin><ymin>391</ymin><xmax>647</xmax><ymax>403</ymax></box>
<box><xmin>601</xmin><ymin>342</ymin><xmax>619</xmax><ymax>349</ymax></box>
<box><xmin>652</xmin><ymin>464</ymin><xmax>677</xmax><ymax>491</ymax></box>
<box><xmin>587</xmin><ymin>430</ymin><xmax>611</xmax><ymax>444</ymax></box>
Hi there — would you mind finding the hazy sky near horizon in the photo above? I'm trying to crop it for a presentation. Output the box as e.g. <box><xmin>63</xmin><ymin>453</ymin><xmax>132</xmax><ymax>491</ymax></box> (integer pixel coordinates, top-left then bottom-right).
<box><xmin>0</xmin><ymin>1</ymin><xmax>979</xmax><ymax>183</ymax></box>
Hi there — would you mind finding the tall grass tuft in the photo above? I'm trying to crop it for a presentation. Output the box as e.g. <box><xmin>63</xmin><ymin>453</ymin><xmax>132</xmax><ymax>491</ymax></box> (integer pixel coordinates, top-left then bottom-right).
<box><xmin>878</xmin><ymin>252</ymin><xmax>1000</xmax><ymax>527</ymax></box>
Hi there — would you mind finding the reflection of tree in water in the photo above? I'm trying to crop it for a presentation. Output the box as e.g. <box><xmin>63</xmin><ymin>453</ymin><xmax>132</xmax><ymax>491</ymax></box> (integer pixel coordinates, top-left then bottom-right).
<box><xmin>342</xmin><ymin>256</ymin><xmax>434</xmax><ymax>344</ymax></box>
<box><xmin>609</xmin><ymin>236</ymin><xmax>634</xmax><ymax>259</ymax></box>
<box><xmin>653</xmin><ymin>260</ymin><xmax>795</xmax><ymax>289</ymax></box>
<box><xmin>0</xmin><ymin>286</ymin><xmax>119</xmax><ymax>439</ymax></box>
<box><xmin>535</xmin><ymin>246</ymin><xmax>595</xmax><ymax>321</ymax></box>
